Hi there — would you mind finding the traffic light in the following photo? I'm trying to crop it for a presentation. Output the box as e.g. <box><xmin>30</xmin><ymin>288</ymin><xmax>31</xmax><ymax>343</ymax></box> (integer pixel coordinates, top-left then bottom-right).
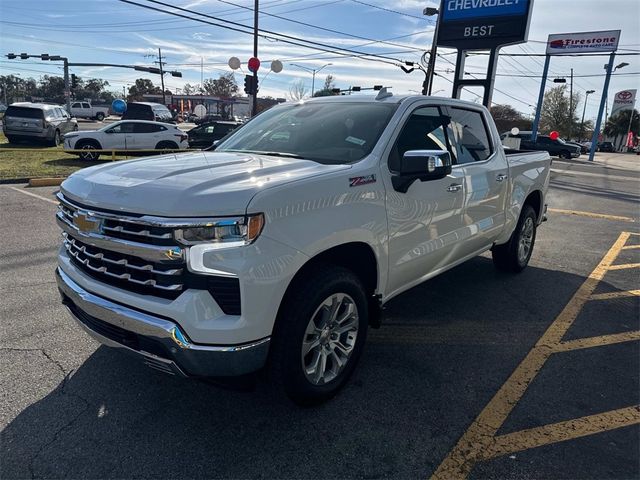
<box><xmin>20</xmin><ymin>53</ymin><xmax>29</xmax><ymax>59</ymax></box>
<box><xmin>373</xmin><ymin>85</ymin><xmax>383</xmax><ymax>91</ymax></box>
<box><xmin>71</xmin><ymin>74</ymin><xmax>78</xmax><ymax>89</ymax></box>
<box><xmin>7</xmin><ymin>53</ymin><xmax>17</xmax><ymax>59</ymax></box>
<box><xmin>41</xmin><ymin>54</ymin><xmax>50</xmax><ymax>60</ymax></box>
<box><xmin>351</xmin><ymin>86</ymin><xmax>361</xmax><ymax>92</ymax></box>
<box><xmin>244</xmin><ymin>75</ymin><xmax>258</xmax><ymax>95</ymax></box>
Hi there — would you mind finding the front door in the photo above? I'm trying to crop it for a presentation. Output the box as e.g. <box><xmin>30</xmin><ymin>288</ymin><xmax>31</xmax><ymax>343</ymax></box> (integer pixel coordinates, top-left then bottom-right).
<box><xmin>384</xmin><ymin>105</ymin><xmax>467</xmax><ymax>296</ymax></box>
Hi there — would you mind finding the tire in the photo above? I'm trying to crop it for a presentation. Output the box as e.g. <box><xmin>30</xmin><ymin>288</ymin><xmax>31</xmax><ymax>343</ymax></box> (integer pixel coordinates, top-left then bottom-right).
<box><xmin>51</xmin><ymin>130</ymin><xmax>61</xmax><ymax>147</ymax></box>
<box><xmin>156</xmin><ymin>141</ymin><xmax>178</xmax><ymax>153</ymax></box>
<box><xmin>6</xmin><ymin>136</ymin><xmax>17</xmax><ymax>144</ymax></box>
<box><xmin>269</xmin><ymin>265</ymin><xmax>369</xmax><ymax>405</ymax></box>
<box><xmin>562</xmin><ymin>150</ymin><xmax>572</xmax><ymax>159</ymax></box>
<box><xmin>76</xmin><ymin>140</ymin><xmax>101</xmax><ymax>161</ymax></box>
<box><xmin>492</xmin><ymin>204</ymin><xmax>537</xmax><ymax>273</ymax></box>
<box><xmin>95</xmin><ymin>112</ymin><xmax>105</xmax><ymax>122</ymax></box>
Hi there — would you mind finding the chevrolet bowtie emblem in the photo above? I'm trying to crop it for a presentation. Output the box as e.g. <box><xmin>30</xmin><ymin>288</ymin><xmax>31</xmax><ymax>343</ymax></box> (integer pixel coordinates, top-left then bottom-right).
<box><xmin>74</xmin><ymin>212</ymin><xmax>101</xmax><ymax>234</ymax></box>
<box><xmin>165</xmin><ymin>247</ymin><xmax>183</xmax><ymax>260</ymax></box>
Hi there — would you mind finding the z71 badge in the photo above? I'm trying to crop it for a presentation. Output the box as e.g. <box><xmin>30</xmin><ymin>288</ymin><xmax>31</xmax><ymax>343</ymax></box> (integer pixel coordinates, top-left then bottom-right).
<box><xmin>349</xmin><ymin>174</ymin><xmax>376</xmax><ymax>187</ymax></box>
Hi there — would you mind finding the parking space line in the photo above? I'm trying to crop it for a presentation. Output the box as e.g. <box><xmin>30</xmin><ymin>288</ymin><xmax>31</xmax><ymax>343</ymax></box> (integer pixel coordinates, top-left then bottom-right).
<box><xmin>548</xmin><ymin>208</ymin><xmax>635</xmax><ymax>223</ymax></box>
<box><xmin>622</xmin><ymin>245</ymin><xmax>640</xmax><ymax>250</ymax></box>
<box><xmin>554</xmin><ymin>331</ymin><xmax>640</xmax><ymax>353</ymax></box>
<box><xmin>607</xmin><ymin>263</ymin><xmax>640</xmax><ymax>270</ymax></box>
<box><xmin>589</xmin><ymin>290</ymin><xmax>640</xmax><ymax>301</ymax></box>
<box><xmin>478</xmin><ymin>406</ymin><xmax>640</xmax><ymax>461</ymax></box>
<box><xmin>431</xmin><ymin>232</ymin><xmax>634</xmax><ymax>480</ymax></box>
<box><xmin>5</xmin><ymin>186</ymin><xmax>58</xmax><ymax>205</ymax></box>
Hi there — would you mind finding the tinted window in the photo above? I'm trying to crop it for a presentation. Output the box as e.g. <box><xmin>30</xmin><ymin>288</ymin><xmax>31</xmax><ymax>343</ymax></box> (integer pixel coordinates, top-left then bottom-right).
<box><xmin>108</xmin><ymin>122</ymin><xmax>135</xmax><ymax>133</ymax></box>
<box><xmin>122</xmin><ymin>104</ymin><xmax>154</xmax><ymax>121</ymax></box>
<box><xmin>72</xmin><ymin>102</ymin><xmax>81</xmax><ymax>108</ymax></box>
<box><xmin>390</xmin><ymin>106</ymin><xmax>449</xmax><ymax>172</ymax></box>
<box><xmin>82</xmin><ymin>103</ymin><xmax>90</xmax><ymax>108</ymax></box>
<box><xmin>6</xmin><ymin>106</ymin><xmax>44</xmax><ymax>119</ymax></box>
<box><xmin>217</xmin><ymin>102</ymin><xmax>397</xmax><ymax>165</ymax></box>
<box><xmin>133</xmin><ymin>123</ymin><xmax>165</xmax><ymax>133</ymax></box>
<box><xmin>445</xmin><ymin>108</ymin><xmax>492</xmax><ymax>164</ymax></box>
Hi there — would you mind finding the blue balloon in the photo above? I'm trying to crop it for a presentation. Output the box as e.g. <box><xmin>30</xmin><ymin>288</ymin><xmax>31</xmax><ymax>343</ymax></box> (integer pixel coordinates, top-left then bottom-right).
<box><xmin>112</xmin><ymin>99</ymin><xmax>127</xmax><ymax>114</ymax></box>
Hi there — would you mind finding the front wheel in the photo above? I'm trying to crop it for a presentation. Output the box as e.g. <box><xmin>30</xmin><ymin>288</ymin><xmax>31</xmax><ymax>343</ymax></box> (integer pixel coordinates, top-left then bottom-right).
<box><xmin>78</xmin><ymin>142</ymin><xmax>100</xmax><ymax>161</ymax></box>
<box><xmin>492</xmin><ymin>205</ymin><xmax>537</xmax><ymax>273</ymax></box>
<box><xmin>269</xmin><ymin>265</ymin><xmax>368</xmax><ymax>405</ymax></box>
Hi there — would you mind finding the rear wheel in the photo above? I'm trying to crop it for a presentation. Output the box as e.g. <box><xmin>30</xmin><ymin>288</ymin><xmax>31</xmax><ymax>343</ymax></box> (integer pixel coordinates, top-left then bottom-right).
<box><xmin>492</xmin><ymin>205</ymin><xmax>537</xmax><ymax>273</ymax></box>
<box><xmin>561</xmin><ymin>150</ymin><xmax>572</xmax><ymax>159</ymax></box>
<box><xmin>269</xmin><ymin>265</ymin><xmax>368</xmax><ymax>405</ymax></box>
<box><xmin>77</xmin><ymin>141</ymin><xmax>101</xmax><ymax>161</ymax></box>
<box><xmin>51</xmin><ymin>130</ymin><xmax>61</xmax><ymax>147</ymax></box>
<box><xmin>95</xmin><ymin>112</ymin><xmax>105</xmax><ymax>122</ymax></box>
<box><xmin>156</xmin><ymin>141</ymin><xmax>178</xmax><ymax>153</ymax></box>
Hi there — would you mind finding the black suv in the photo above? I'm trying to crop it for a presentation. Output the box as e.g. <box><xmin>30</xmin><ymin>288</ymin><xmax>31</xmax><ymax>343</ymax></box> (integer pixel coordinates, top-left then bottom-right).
<box><xmin>122</xmin><ymin>102</ymin><xmax>174</xmax><ymax>123</ymax></box>
<box><xmin>598</xmin><ymin>142</ymin><xmax>615</xmax><ymax>152</ymax></box>
<box><xmin>187</xmin><ymin>121</ymin><xmax>241</xmax><ymax>149</ymax></box>
<box><xmin>501</xmin><ymin>131</ymin><xmax>581</xmax><ymax>159</ymax></box>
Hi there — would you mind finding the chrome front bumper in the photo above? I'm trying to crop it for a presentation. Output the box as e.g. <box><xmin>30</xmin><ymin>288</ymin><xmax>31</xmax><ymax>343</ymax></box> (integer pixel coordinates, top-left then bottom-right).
<box><xmin>56</xmin><ymin>268</ymin><xmax>270</xmax><ymax>377</ymax></box>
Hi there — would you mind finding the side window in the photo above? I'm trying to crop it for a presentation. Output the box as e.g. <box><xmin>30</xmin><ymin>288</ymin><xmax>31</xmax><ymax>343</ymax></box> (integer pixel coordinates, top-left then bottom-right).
<box><xmin>446</xmin><ymin>108</ymin><xmax>493</xmax><ymax>164</ymax></box>
<box><xmin>389</xmin><ymin>106</ymin><xmax>450</xmax><ymax>172</ymax></box>
<box><xmin>133</xmin><ymin>123</ymin><xmax>155</xmax><ymax>133</ymax></box>
<box><xmin>110</xmin><ymin>123</ymin><xmax>135</xmax><ymax>134</ymax></box>
<box><xmin>82</xmin><ymin>103</ymin><xmax>90</xmax><ymax>109</ymax></box>
<box><xmin>71</xmin><ymin>102</ymin><xmax>81</xmax><ymax>109</ymax></box>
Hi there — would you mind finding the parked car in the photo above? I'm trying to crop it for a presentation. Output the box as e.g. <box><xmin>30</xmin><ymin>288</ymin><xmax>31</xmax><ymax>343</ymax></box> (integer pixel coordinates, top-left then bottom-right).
<box><xmin>501</xmin><ymin>131</ymin><xmax>581</xmax><ymax>159</ymax></box>
<box><xmin>194</xmin><ymin>113</ymin><xmax>224</xmax><ymax>125</ymax></box>
<box><xmin>562</xmin><ymin>139</ymin><xmax>588</xmax><ymax>154</ymax></box>
<box><xmin>580</xmin><ymin>141</ymin><xmax>592</xmax><ymax>153</ymax></box>
<box><xmin>3</xmin><ymin>102</ymin><xmax>78</xmax><ymax>145</ymax></box>
<box><xmin>70</xmin><ymin>101</ymin><xmax>110</xmax><ymax>121</ymax></box>
<box><xmin>187</xmin><ymin>121</ymin><xmax>241</xmax><ymax>148</ymax></box>
<box><xmin>56</xmin><ymin>94</ymin><xmax>551</xmax><ymax>404</ymax></box>
<box><xmin>122</xmin><ymin>102</ymin><xmax>174</xmax><ymax>123</ymax></box>
<box><xmin>63</xmin><ymin>119</ymin><xmax>188</xmax><ymax>160</ymax></box>
<box><xmin>598</xmin><ymin>141</ymin><xmax>615</xmax><ymax>152</ymax></box>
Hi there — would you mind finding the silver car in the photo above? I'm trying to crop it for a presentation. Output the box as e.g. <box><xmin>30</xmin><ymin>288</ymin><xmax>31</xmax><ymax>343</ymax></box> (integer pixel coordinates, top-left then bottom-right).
<box><xmin>3</xmin><ymin>102</ymin><xmax>78</xmax><ymax>146</ymax></box>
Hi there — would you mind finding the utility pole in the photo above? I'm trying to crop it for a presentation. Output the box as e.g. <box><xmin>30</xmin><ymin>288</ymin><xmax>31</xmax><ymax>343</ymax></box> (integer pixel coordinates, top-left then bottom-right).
<box><xmin>423</xmin><ymin>7</ymin><xmax>441</xmax><ymax>95</ymax></box>
<box><xmin>63</xmin><ymin>58</ymin><xmax>71</xmax><ymax>113</ymax></box>
<box><xmin>252</xmin><ymin>0</ymin><xmax>259</xmax><ymax>116</ymax></box>
<box><xmin>158</xmin><ymin>48</ymin><xmax>166</xmax><ymax>105</ymax></box>
<box><xmin>568</xmin><ymin>68</ymin><xmax>574</xmax><ymax>139</ymax></box>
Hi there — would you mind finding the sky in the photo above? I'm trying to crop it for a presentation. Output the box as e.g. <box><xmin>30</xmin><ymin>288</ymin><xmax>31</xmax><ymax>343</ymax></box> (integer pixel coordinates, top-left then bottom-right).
<box><xmin>1</xmin><ymin>0</ymin><xmax>639</xmax><ymax>122</ymax></box>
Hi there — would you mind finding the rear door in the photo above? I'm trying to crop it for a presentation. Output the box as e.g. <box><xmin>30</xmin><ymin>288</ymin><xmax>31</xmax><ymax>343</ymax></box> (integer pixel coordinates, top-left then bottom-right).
<box><xmin>444</xmin><ymin>106</ymin><xmax>508</xmax><ymax>257</ymax></box>
<box><xmin>131</xmin><ymin>122</ymin><xmax>164</xmax><ymax>149</ymax></box>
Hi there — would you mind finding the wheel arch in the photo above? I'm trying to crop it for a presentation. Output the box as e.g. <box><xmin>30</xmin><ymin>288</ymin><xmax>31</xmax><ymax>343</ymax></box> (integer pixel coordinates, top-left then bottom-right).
<box><xmin>277</xmin><ymin>242</ymin><xmax>382</xmax><ymax>327</ymax></box>
<box><xmin>523</xmin><ymin>189</ymin><xmax>543</xmax><ymax>222</ymax></box>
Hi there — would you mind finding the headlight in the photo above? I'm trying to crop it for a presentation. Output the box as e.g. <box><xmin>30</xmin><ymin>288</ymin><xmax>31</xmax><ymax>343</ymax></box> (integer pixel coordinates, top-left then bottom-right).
<box><xmin>176</xmin><ymin>214</ymin><xmax>264</xmax><ymax>248</ymax></box>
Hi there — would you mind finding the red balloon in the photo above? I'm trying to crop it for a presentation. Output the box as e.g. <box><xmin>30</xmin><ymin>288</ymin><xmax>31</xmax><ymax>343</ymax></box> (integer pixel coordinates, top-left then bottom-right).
<box><xmin>549</xmin><ymin>131</ymin><xmax>560</xmax><ymax>141</ymax></box>
<box><xmin>247</xmin><ymin>57</ymin><xmax>261</xmax><ymax>73</ymax></box>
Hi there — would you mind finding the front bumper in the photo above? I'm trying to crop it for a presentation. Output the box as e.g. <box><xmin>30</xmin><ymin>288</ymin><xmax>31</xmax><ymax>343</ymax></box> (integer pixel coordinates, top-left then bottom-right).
<box><xmin>56</xmin><ymin>267</ymin><xmax>270</xmax><ymax>377</ymax></box>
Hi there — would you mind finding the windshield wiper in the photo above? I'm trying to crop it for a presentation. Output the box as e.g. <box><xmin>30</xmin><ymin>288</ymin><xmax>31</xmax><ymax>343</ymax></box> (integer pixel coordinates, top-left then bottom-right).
<box><xmin>223</xmin><ymin>149</ymin><xmax>307</xmax><ymax>159</ymax></box>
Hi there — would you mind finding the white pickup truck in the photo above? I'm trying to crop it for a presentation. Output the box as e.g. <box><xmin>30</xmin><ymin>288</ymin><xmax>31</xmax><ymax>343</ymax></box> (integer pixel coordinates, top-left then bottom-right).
<box><xmin>70</xmin><ymin>101</ymin><xmax>109</xmax><ymax>121</ymax></box>
<box><xmin>56</xmin><ymin>93</ymin><xmax>551</xmax><ymax>404</ymax></box>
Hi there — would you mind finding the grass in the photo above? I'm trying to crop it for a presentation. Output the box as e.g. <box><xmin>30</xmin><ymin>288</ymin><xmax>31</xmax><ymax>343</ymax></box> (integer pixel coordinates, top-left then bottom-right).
<box><xmin>0</xmin><ymin>133</ymin><xmax>132</xmax><ymax>180</ymax></box>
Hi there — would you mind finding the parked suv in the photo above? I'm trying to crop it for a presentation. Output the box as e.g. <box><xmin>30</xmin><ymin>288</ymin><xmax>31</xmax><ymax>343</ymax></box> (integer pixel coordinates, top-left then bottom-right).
<box><xmin>598</xmin><ymin>141</ymin><xmax>615</xmax><ymax>152</ymax></box>
<box><xmin>122</xmin><ymin>102</ymin><xmax>173</xmax><ymax>123</ymax></box>
<box><xmin>3</xmin><ymin>103</ymin><xmax>78</xmax><ymax>145</ymax></box>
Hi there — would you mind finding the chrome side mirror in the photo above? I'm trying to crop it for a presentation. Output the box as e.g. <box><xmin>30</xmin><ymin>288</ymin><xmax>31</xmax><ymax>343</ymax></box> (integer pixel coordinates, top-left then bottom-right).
<box><xmin>392</xmin><ymin>150</ymin><xmax>452</xmax><ymax>193</ymax></box>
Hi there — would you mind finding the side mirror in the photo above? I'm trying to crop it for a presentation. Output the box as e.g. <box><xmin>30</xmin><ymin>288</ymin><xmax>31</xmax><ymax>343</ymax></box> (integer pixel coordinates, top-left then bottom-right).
<box><xmin>105</xmin><ymin>129</ymin><xmax>114</xmax><ymax>134</ymax></box>
<box><xmin>392</xmin><ymin>150</ymin><xmax>452</xmax><ymax>193</ymax></box>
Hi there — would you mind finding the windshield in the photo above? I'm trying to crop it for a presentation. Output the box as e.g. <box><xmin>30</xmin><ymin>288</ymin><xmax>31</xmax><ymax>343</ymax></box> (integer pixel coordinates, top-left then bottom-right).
<box><xmin>216</xmin><ymin>101</ymin><xmax>398</xmax><ymax>165</ymax></box>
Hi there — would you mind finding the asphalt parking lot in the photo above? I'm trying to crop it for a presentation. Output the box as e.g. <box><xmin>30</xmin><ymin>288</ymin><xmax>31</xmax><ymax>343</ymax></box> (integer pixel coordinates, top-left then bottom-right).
<box><xmin>1</xmin><ymin>153</ymin><xmax>638</xmax><ymax>479</ymax></box>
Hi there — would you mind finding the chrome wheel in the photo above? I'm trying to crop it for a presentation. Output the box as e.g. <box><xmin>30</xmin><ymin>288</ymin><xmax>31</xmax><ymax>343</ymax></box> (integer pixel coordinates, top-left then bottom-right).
<box><xmin>301</xmin><ymin>293</ymin><xmax>359</xmax><ymax>385</ymax></box>
<box><xmin>518</xmin><ymin>216</ymin><xmax>534</xmax><ymax>263</ymax></box>
<box><xmin>79</xmin><ymin>144</ymin><xmax>97</xmax><ymax>160</ymax></box>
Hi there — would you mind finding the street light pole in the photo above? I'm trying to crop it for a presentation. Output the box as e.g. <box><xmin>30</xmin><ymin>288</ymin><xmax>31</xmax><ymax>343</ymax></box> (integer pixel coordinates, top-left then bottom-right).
<box><xmin>568</xmin><ymin>68</ymin><xmax>573</xmax><ymax>139</ymax></box>
<box><xmin>290</xmin><ymin>63</ymin><xmax>332</xmax><ymax>97</ymax></box>
<box><xmin>580</xmin><ymin>90</ymin><xmax>595</xmax><ymax>141</ymax></box>
<box><xmin>252</xmin><ymin>0</ymin><xmax>259</xmax><ymax>116</ymax></box>
<box><xmin>423</xmin><ymin>6</ymin><xmax>440</xmax><ymax>95</ymax></box>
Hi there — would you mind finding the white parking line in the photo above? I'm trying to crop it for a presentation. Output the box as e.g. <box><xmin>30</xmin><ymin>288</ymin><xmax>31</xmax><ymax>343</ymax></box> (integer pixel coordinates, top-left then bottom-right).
<box><xmin>5</xmin><ymin>186</ymin><xmax>58</xmax><ymax>205</ymax></box>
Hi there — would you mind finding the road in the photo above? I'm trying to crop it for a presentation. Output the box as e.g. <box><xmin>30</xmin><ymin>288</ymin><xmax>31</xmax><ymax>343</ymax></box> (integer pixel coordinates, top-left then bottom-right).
<box><xmin>1</xmin><ymin>153</ymin><xmax>638</xmax><ymax>479</ymax></box>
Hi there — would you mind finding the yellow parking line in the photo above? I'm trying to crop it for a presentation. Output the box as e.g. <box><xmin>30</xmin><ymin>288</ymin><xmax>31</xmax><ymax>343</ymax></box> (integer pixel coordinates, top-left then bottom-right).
<box><xmin>554</xmin><ymin>331</ymin><xmax>640</xmax><ymax>353</ymax></box>
<box><xmin>479</xmin><ymin>406</ymin><xmax>640</xmax><ymax>461</ymax></box>
<box><xmin>590</xmin><ymin>290</ymin><xmax>640</xmax><ymax>301</ymax></box>
<box><xmin>431</xmin><ymin>232</ymin><xmax>631</xmax><ymax>480</ymax></box>
<box><xmin>607</xmin><ymin>263</ymin><xmax>640</xmax><ymax>270</ymax></box>
<box><xmin>548</xmin><ymin>208</ymin><xmax>635</xmax><ymax>223</ymax></box>
<box><xmin>621</xmin><ymin>245</ymin><xmax>640</xmax><ymax>250</ymax></box>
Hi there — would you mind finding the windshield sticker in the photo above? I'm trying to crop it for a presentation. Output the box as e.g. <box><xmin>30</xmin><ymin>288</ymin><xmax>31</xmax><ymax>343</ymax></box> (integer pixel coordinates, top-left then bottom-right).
<box><xmin>349</xmin><ymin>174</ymin><xmax>376</xmax><ymax>187</ymax></box>
<box><xmin>345</xmin><ymin>136</ymin><xmax>366</xmax><ymax>146</ymax></box>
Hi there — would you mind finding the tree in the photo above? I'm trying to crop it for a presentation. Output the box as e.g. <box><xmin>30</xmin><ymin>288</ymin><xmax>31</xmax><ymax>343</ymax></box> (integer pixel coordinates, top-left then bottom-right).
<box><xmin>490</xmin><ymin>104</ymin><xmax>532</xmax><ymax>134</ymax></box>
<box><xmin>202</xmin><ymin>73</ymin><xmax>238</xmax><ymax>98</ymax></box>
<box><xmin>1</xmin><ymin>74</ymin><xmax>37</xmax><ymax>103</ymax></box>
<box><xmin>538</xmin><ymin>85</ymin><xmax>581</xmax><ymax>139</ymax></box>
<box><xmin>288</xmin><ymin>79</ymin><xmax>308</xmax><ymax>101</ymax></box>
<box><xmin>35</xmin><ymin>75</ymin><xmax>66</xmax><ymax>103</ymax></box>
<box><xmin>127</xmin><ymin>78</ymin><xmax>162</xmax><ymax>101</ymax></box>
<box><xmin>183</xmin><ymin>83</ymin><xmax>196</xmax><ymax>95</ymax></box>
<box><xmin>313</xmin><ymin>74</ymin><xmax>339</xmax><ymax>97</ymax></box>
<box><xmin>603</xmin><ymin>109</ymin><xmax>639</xmax><ymax>148</ymax></box>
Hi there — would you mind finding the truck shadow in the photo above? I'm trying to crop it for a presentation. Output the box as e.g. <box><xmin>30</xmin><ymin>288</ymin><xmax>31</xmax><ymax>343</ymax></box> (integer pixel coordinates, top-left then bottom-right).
<box><xmin>1</xmin><ymin>257</ymin><xmax>635</xmax><ymax>479</ymax></box>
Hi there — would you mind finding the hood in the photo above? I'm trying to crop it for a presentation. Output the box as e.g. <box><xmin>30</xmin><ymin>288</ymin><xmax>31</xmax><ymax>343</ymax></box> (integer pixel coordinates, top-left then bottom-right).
<box><xmin>61</xmin><ymin>151</ymin><xmax>350</xmax><ymax>217</ymax></box>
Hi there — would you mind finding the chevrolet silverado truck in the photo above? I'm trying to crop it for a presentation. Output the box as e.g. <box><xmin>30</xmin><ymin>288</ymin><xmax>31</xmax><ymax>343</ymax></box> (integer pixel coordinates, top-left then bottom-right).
<box><xmin>70</xmin><ymin>101</ymin><xmax>110</xmax><ymax>121</ymax></box>
<box><xmin>56</xmin><ymin>93</ymin><xmax>551</xmax><ymax>404</ymax></box>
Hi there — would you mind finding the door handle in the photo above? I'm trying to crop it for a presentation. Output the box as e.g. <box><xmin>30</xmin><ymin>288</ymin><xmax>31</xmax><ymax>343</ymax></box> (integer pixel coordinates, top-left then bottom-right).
<box><xmin>496</xmin><ymin>174</ymin><xmax>508</xmax><ymax>182</ymax></box>
<box><xmin>447</xmin><ymin>183</ymin><xmax>462</xmax><ymax>193</ymax></box>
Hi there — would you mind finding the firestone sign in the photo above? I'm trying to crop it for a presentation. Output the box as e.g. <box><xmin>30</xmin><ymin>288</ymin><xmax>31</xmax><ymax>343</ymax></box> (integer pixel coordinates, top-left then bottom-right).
<box><xmin>546</xmin><ymin>30</ymin><xmax>621</xmax><ymax>55</ymax></box>
<box><xmin>437</xmin><ymin>0</ymin><xmax>533</xmax><ymax>50</ymax></box>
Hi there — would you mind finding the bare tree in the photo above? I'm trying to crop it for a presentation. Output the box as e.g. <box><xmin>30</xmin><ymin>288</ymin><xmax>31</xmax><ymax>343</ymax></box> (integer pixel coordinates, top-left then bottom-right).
<box><xmin>288</xmin><ymin>79</ymin><xmax>308</xmax><ymax>101</ymax></box>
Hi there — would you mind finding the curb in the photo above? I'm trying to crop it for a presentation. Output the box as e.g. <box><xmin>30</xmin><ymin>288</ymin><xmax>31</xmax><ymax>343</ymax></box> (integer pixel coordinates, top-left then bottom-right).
<box><xmin>0</xmin><ymin>177</ymin><xmax>30</xmax><ymax>185</ymax></box>
<box><xmin>28</xmin><ymin>177</ymin><xmax>66</xmax><ymax>187</ymax></box>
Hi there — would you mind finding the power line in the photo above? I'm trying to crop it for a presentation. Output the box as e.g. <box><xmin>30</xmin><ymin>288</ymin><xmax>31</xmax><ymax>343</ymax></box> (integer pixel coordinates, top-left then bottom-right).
<box><xmin>347</xmin><ymin>0</ymin><xmax>427</xmax><ymax>20</ymax></box>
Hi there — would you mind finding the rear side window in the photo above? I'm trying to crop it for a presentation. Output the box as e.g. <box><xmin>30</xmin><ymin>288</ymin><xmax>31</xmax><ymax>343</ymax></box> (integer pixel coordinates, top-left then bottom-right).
<box><xmin>6</xmin><ymin>106</ymin><xmax>44</xmax><ymax>119</ymax></box>
<box><xmin>446</xmin><ymin>108</ymin><xmax>493</xmax><ymax>164</ymax></box>
<box><xmin>133</xmin><ymin>123</ymin><xmax>165</xmax><ymax>133</ymax></box>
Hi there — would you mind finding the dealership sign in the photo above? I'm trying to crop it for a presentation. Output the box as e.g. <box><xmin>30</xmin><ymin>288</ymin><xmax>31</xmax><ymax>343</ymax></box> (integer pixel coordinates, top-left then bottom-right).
<box><xmin>610</xmin><ymin>89</ymin><xmax>637</xmax><ymax>117</ymax></box>
<box><xmin>546</xmin><ymin>30</ymin><xmax>621</xmax><ymax>55</ymax></box>
<box><xmin>437</xmin><ymin>0</ymin><xmax>534</xmax><ymax>50</ymax></box>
